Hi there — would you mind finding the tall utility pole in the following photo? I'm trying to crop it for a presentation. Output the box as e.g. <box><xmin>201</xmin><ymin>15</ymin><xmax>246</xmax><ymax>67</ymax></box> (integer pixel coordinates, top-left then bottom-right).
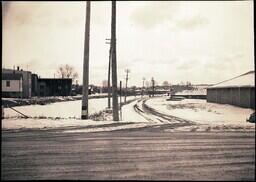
<box><xmin>105</xmin><ymin>38</ymin><xmax>112</xmax><ymax>109</ymax></box>
<box><xmin>124</xmin><ymin>69</ymin><xmax>130</xmax><ymax>103</ymax></box>
<box><xmin>119</xmin><ymin>81</ymin><xmax>122</xmax><ymax>120</ymax></box>
<box><xmin>151</xmin><ymin>77</ymin><xmax>155</xmax><ymax>97</ymax></box>
<box><xmin>81</xmin><ymin>1</ymin><xmax>91</xmax><ymax>120</ymax></box>
<box><xmin>141</xmin><ymin>77</ymin><xmax>145</xmax><ymax>98</ymax></box>
<box><xmin>111</xmin><ymin>1</ymin><xmax>119</xmax><ymax>121</ymax></box>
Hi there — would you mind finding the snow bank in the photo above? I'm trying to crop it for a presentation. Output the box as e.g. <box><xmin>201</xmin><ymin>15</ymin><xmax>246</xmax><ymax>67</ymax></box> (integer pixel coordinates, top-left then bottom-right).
<box><xmin>62</xmin><ymin>123</ymin><xmax>154</xmax><ymax>133</ymax></box>
<box><xmin>2</xmin><ymin>118</ymin><xmax>106</xmax><ymax>130</ymax></box>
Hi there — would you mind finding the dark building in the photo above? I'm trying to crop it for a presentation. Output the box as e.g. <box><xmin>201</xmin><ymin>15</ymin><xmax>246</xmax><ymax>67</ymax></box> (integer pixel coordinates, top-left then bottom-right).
<box><xmin>38</xmin><ymin>78</ymin><xmax>72</xmax><ymax>97</ymax></box>
<box><xmin>31</xmin><ymin>74</ymin><xmax>39</xmax><ymax>97</ymax></box>
<box><xmin>207</xmin><ymin>71</ymin><xmax>255</xmax><ymax>109</ymax></box>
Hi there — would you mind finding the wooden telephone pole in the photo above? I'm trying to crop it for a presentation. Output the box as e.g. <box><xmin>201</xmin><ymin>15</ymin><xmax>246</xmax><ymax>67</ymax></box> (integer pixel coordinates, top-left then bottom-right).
<box><xmin>81</xmin><ymin>1</ymin><xmax>91</xmax><ymax>119</ymax></box>
<box><xmin>119</xmin><ymin>81</ymin><xmax>122</xmax><ymax>120</ymax></box>
<box><xmin>124</xmin><ymin>69</ymin><xmax>130</xmax><ymax>103</ymax></box>
<box><xmin>111</xmin><ymin>1</ymin><xmax>119</xmax><ymax>121</ymax></box>
<box><xmin>105</xmin><ymin>38</ymin><xmax>112</xmax><ymax>109</ymax></box>
<box><xmin>151</xmin><ymin>77</ymin><xmax>155</xmax><ymax>97</ymax></box>
<box><xmin>141</xmin><ymin>77</ymin><xmax>145</xmax><ymax>98</ymax></box>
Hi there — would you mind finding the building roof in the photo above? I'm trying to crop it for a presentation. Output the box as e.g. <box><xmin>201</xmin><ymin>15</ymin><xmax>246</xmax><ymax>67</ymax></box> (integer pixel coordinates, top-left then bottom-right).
<box><xmin>175</xmin><ymin>88</ymin><xmax>207</xmax><ymax>95</ymax></box>
<box><xmin>2</xmin><ymin>73</ymin><xmax>23</xmax><ymax>80</ymax></box>
<box><xmin>38</xmin><ymin>78</ymin><xmax>72</xmax><ymax>81</ymax></box>
<box><xmin>2</xmin><ymin>68</ymin><xmax>31</xmax><ymax>74</ymax></box>
<box><xmin>208</xmin><ymin>71</ymin><xmax>255</xmax><ymax>89</ymax></box>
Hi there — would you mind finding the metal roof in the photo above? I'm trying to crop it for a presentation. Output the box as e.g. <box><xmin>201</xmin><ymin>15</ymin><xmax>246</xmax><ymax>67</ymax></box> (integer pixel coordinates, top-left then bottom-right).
<box><xmin>2</xmin><ymin>73</ymin><xmax>23</xmax><ymax>80</ymax></box>
<box><xmin>208</xmin><ymin>71</ymin><xmax>255</xmax><ymax>89</ymax></box>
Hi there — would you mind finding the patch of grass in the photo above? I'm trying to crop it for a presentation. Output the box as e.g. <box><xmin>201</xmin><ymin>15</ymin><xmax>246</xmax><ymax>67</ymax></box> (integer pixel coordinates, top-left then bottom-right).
<box><xmin>89</xmin><ymin>111</ymin><xmax>106</xmax><ymax>121</ymax></box>
<box><xmin>190</xmin><ymin>127</ymin><xmax>198</xmax><ymax>132</ymax></box>
<box><xmin>205</xmin><ymin>127</ymin><xmax>211</xmax><ymax>132</ymax></box>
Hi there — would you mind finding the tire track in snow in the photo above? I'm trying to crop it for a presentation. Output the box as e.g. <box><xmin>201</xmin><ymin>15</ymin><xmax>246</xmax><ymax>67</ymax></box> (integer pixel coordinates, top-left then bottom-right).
<box><xmin>133</xmin><ymin>98</ymin><xmax>196</xmax><ymax>129</ymax></box>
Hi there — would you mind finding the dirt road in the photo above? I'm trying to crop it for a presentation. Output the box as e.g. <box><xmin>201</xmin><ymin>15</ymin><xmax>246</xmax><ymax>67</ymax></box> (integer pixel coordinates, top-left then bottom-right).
<box><xmin>1</xmin><ymin>128</ymin><xmax>255</xmax><ymax>180</ymax></box>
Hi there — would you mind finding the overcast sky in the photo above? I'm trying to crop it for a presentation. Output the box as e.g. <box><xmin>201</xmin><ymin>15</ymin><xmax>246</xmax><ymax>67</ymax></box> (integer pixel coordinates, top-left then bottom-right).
<box><xmin>2</xmin><ymin>1</ymin><xmax>254</xmax><ymax>86</ymax></box>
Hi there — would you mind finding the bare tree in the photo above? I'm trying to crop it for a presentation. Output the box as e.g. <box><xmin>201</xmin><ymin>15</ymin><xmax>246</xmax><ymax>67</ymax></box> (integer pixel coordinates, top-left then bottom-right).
<box><xmin>57</xmin><ymin>66</ymin><xmax>66</xmax><ymax>78</ymax></box>
<box><xmin>186</xmin><ymin>81</ymin><xmax>192</xmax><ymax>86</ymax></box>
<box><xmin>56</xmin><ymin>64</ymin><xmax>78</xmax><ymax>83</ymax></box>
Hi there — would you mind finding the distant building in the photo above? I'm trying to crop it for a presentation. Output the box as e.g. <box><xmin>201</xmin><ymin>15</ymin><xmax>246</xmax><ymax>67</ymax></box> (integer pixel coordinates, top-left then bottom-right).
<box><xmin>38</xmin><ymin>78</ymin><xmax>72</xmax><ymax>97</ymax></box>
<box><xmin>2</xmin><ymin>67</ymin><xmax>32</xmax><ymax>98</ymax></box>
<box><xmin>2</xmin><ymin>67</ymin><xmax>73</xmax><ymax>98</ymax></box>
<box><xmin>2</xmin><ymin>73</ymin><xmax>23</xmax><ymax>98</ymax></box>
<box><xmin>174</xmin><ymin>88</ymin><xmax>207</xmax><ymax>99</ymax></box>
<box><xmin>31</xmin><ymin>74</ymin><xmax>39</xmax><ymax>97</ymax></box>
<box><xmin>207</xmin><ymin>71</ymin><xmax>255</xmax><ymax>109</ymax></box>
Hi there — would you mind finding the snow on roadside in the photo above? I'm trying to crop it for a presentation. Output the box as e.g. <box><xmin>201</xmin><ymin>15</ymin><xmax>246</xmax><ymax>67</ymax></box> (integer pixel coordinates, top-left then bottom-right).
<box><xmin>145</xmin><ymin>97</ymin><xmax>255</xmax><ymax>127</ymax></box>
<box><xmin>2</xmin><ymin>96</ymin><xmax>151</xmax><ymax>131</ymax></box>
<box><xmin>62</xmin><ymin>123</ymin><xmax>154</xmax><ymax>133</ymax></box>
<box><xmin>2</xmin><ymin>118</ymin><xmax>111</xmax><ymax>130</ymax></box>
<box><xmin>3</xmin><ymin>96</ymin><xmax>136</xmax><ymax>119</ymax></box>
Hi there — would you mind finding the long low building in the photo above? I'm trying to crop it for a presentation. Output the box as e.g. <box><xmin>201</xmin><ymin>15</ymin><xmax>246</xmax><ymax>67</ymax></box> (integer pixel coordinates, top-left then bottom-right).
<box><xmin>38</xmin><ymin>78</ymin><xmax>72</xmax><ymax>97</ymax></box>
<box><xmin>207</xmin><ymin>71</ymin><xmax>255</xmax><ymax>109</ymax></box>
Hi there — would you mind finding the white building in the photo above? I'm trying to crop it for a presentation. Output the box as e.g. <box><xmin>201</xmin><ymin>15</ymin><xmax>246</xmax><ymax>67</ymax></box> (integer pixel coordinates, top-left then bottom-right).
<box><xmin>2</xmin><ymin>67</ymin><xmax>31</xmax><ymax>98</ymax></box>
<box><xmin>2</xmin><ymin>73</ymin><xmax>23</xmax><ymax>98</ymax></box>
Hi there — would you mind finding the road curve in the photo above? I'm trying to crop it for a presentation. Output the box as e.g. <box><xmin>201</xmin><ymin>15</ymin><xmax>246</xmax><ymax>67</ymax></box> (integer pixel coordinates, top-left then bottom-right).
<box><xmin>133</xmin><ymin>98</ymin><xmax>195</xmax><ymax>128</ymax></box>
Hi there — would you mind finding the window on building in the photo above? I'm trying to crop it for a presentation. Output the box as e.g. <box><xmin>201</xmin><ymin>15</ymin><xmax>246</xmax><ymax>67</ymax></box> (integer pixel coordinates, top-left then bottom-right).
<box><xmin>6</xmin><ymin>81</ymin><xmax>10</xmax><ymax>87</ymax></box>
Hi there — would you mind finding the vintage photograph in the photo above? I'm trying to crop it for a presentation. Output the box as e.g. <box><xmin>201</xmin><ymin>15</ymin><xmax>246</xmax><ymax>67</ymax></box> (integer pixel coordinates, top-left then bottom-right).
<box><xmin>1</xmin><ymin>1</ymin><xmax>255</xmax><ymax>180</ymax></box>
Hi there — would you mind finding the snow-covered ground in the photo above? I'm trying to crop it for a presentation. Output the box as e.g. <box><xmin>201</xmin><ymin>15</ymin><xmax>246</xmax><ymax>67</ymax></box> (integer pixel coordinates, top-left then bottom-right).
<box><xmin>2</xmin><ymin>118</ymin><xmax>110</xmax><ymax>130</ymax></box>
<box><xmin>2</xmin><ymin>96</ymin><xmax>152</xmax><ymax>131</ymax></box>
<box><xmin>2</xmin><ymin>95</ymin><xmax>255</xmax><ymax>132</ymax></box>
<box><xmin>145</xmin><ymin>96</ymin><xmax>255</xmax><ymax>130</ymax></box>
<box><xmin>3</xmin><ymin>96</ymin><xmax>135</xmax><ymax>119</ymax></box>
